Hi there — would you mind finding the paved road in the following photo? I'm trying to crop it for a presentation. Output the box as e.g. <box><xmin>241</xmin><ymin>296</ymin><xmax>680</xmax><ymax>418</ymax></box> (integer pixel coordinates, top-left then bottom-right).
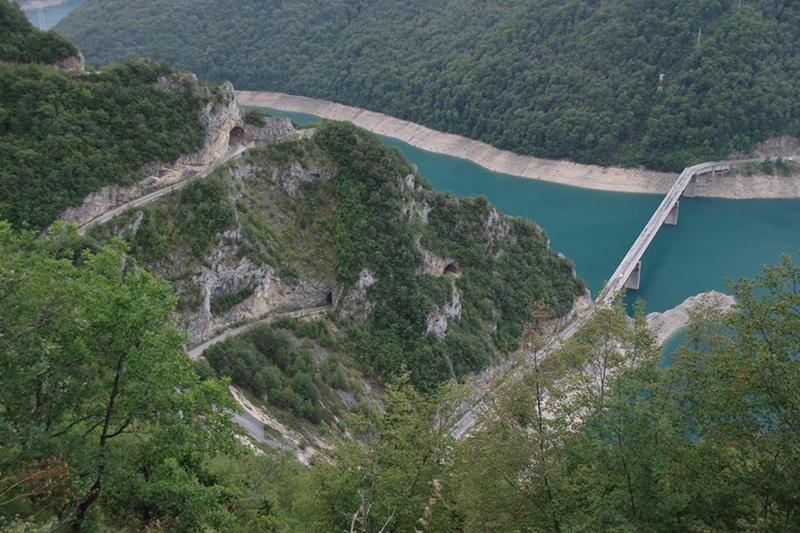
<box><xmin>76</xmin><ymin>140</ymin><xmax>247</xmax><ymax>236</ymax></box>
<box><xmin>448</xmin><ymin>306</ymin><xmax>593</xmax><ymax>440</ymax></box>
<box><xmin>187</xmin><ymin>305</ymin><xmax>332</xmax><ymax>360</ymax></box>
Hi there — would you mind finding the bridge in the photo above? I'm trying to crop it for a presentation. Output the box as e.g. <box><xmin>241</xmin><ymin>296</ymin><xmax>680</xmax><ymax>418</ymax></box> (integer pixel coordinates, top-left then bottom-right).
<box><xmin>598</xmin><ymin>157</ymin><xmax>796</xmax><ymax>306</ymax></box>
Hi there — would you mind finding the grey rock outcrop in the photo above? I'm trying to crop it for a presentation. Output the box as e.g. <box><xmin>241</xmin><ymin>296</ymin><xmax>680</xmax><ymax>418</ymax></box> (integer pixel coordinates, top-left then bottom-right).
<box><xmin>187</xmin><ymin>251</ymin><xmax>331</xmax><ymax>343</ymax></box>
<box><xmin>646</xmin><ymin>290</ymin><xmax>736</xmax><ymax>345</ymax></box>
<box><xmin>274</xmin><ymin>161</ymin><xmax>323</xmax><ymax>197</ymax></box>
<box><xmin>60</xmin><ymin>81</ymin><xmax>245</xmax><ymax>227</ymax></box>
<box><xmin>425</xmin><ymin>281</ymin><xmax>462</xmax><ymax>338</ymax></box>
<box><xmin>53</xmin><ymin>52</ymin><xmax>85</xmax><ymax>72</ymax></box>
<box><xmin>417</xmin><ymin>240</ymin><xmax>460</xmax><ymax>277</ymax></box>
<box><xmin>336</xmin><ymin>268</ymin><xmax>377</xmax><ymax>321</ymax></box>
<box><xmin>244</xmin><ymin>117</ymin><xmax>298</xmax><ymax>143</ymax></box>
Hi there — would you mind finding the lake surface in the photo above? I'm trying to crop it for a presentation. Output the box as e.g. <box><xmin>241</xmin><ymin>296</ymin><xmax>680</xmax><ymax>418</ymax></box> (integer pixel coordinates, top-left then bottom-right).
<box><xmin>265</xmin><ymin>107</ymin><xmax>800</xmax><ymax>313</ymax></box>
<box><xmin>23</xmin><ymin>0</ymin><xmax>86</xmax><ymax>30</ymax></box>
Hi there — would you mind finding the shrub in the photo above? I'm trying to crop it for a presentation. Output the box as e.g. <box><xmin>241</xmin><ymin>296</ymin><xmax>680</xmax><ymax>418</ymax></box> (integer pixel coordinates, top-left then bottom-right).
<box><xmin>330</xmin><ymin>364</ymin><xmax>349</xmax><ymax>390</ymax></box>
<box><xmin>210</xmin><ymin>285</ymin><xmax>254</xmax><ymax>316</ymax></box>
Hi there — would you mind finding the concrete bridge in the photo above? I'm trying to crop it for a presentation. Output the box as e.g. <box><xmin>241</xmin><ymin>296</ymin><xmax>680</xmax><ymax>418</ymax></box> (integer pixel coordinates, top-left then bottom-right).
<box><xmin>598</xmin><ymin>157</ymin><xmax>796</xmax><ymax>306</ymax></box>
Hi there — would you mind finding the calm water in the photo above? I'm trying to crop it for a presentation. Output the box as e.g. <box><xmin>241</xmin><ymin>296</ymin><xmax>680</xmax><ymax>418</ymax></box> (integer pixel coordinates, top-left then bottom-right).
<box><xmin>265</xmin><ymin>107</ymin><xmax>800</xmax><ymax>313</ymax></box>
<box><xmin>23</xmin><ymin>0</ymin><xmax>86</xmax><ymax>30</ymax></box>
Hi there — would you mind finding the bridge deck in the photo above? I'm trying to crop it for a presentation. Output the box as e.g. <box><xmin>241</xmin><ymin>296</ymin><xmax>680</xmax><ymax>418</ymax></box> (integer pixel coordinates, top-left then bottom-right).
<box><xmin>599</xmin><ymin>158</ymin><xmax>773</xmax><ymax>305</ymax></box>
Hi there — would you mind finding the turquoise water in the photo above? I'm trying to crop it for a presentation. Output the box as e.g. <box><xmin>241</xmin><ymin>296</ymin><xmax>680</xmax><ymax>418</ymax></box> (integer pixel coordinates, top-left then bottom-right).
<box><xmin>23</xmin><ymin>0</ymin><xmax>86</xmax><ymax>30</ymax></box>
<box><xmin>263</xmin><ymin>107</ymin><xmax>800</xmax><ymax>314</ymax></box>
<box><xmin>660</xmin><ymin>330</ymin><xmax>686</xmax><ymax>366</ymax></box>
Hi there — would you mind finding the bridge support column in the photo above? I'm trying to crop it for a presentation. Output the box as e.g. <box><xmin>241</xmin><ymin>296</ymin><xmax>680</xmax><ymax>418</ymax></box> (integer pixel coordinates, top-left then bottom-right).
<box><xmin>683</xmin><ymin>175</ymin><xmax>696</xmax><ymax>198</ymax></box>
<box><xmin>665</xmin><ymin>200</ymin><xmax>679</xmax><ymax>226</ymax></box>
<box><xmin>625</xmin><ymin>261</ymin><xmax>641</xmax><ymax>291</ymax></box>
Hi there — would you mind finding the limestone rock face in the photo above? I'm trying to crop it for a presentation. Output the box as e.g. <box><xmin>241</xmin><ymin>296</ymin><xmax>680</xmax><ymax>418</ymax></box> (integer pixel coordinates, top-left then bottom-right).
<box><xmin>244</xmin><ymin>117</ymin><xmax>298</xmax><ymax>143</ymax></box>
<box><xmin>274</xmin><ymin>161</ymin><xmax>323</xmax><ymax>197</ymax></box>
<box><xmin>59</xmin><ymin>81</ymin><xmax>245</xmax><ymax>227</ymax></box>
<box><xmin>756</xmin><ymin>135</ymin><xmax>800</xmax><ymax>158</ymax></box>
<box><xmin>646</xmin><ymin>290</ymin><xmax>736</xmax><ymax>345</ymax></box>
<box><xmin>186</xmin><ymin>249</ymin><xmax>331</xmax><ymax>344</ymax></box>
<box><xmin>425</xmin><ymin>281</ymin><xmax>462</xmax><ymax>338</ymax></box>
<box><xmin>52</xmin><ymin>52</ymin><xmax>85</xmax><ymax>72</ymax></box>
<box><xmin>541</xmin><ymin>292</ymin><xmax>593</xmax><ymax>336</ymax></box>
<box><xmin>417</xmin><ymin>242</ymin><xmax>461</xmax><ymax>277</ymax></box>
<box><xmin>336</xmin><ymin>268</ymin><xmax>377</xmax><ymax>321</ymax></box>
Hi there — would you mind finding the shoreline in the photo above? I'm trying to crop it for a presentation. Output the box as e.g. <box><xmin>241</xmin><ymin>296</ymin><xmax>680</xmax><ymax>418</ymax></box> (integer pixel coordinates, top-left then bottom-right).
<box><xmin>237</xmin><ymin>90</ymin><xmax>800</xmax><ymax>199</ymax></box>
<box><xmin>646</xmin><ymin>291</ymin><xmax>736</xmax><ymax>346</ymax></box>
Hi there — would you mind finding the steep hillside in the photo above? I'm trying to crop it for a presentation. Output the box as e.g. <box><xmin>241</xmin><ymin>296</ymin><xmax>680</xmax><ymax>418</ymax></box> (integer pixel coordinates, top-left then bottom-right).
<box><xmin>58</xmin><ymin>0</ymin><xmax>800</xmax><ymax>171</ymax></box>
<box><xmin>1</xmin><ymin>0</ymin><xmax>77</xmax><ymax>64</ymax></box>
<box><xmin>0</xmin><ymin>0</ymin><xmax>236</xmax><ymax>230</ymax></box>
<box><xmin>89</xmin><ymin>119</ymin><xmax>586</xmax><ymax>393</ymax></box>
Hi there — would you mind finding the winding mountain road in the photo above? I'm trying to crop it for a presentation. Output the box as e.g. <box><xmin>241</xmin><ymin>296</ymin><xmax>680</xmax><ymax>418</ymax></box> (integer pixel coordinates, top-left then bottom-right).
<box><xmin>187</xmin><ymin>305</ymin><xmax>332</xmax><ymax>360</ymax></box>
<box><xmin>76</xmin><ymin>138</ymin><xmax>247</xmax><ymax>236</ymax></box>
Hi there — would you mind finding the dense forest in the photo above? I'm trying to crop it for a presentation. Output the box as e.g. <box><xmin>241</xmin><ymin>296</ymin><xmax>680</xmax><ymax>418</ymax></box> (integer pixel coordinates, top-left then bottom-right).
<box><xmin>1</xmin><ymin>0</ymin><xmax>76</xmax><ymax>63</ymax></box>
<box><xmin>0</xmin><ymin>0</ymin><xmax>208</xmax><ymax>230</ymax></box>
<box><xmin>57</xmin><ymin>0</ymin><xmax>800</xmax><ymax>171</ymax></box>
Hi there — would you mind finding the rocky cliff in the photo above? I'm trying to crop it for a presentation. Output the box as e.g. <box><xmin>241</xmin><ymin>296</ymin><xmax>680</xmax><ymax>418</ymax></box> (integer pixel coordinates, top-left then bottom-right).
<box><xmin>60</xmin><ymin>79</ymin><xmax>244</xmax><ymax>227</ymax></box>
<box><xmin>90</xmin><ymin>121</ymin><xmax>585</xmax><ymax>390</ymax></box>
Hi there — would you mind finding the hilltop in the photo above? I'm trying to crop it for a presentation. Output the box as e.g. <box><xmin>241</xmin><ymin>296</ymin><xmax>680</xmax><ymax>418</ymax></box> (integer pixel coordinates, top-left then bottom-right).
<box><xmin>57</xmin><ymin>0</ymin><xmax>800</xmax><ymax>171</ymax></box>
<box><xmin>0</xmin><ymin>0</ymin><xmax>233</xmax><ymax>230</ymax></box>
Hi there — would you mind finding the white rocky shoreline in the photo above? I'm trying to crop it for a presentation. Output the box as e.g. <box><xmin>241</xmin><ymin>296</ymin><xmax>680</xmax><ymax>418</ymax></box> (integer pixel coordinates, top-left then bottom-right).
<box><xmin>646</xmin><ymin>290</ymin><xmax>737</xmax><ymax>346</ymax></box>
<box><xmin>237</xmin><ymin>90</ymin><xmax>800</xmax><ymax>199</ymax></box>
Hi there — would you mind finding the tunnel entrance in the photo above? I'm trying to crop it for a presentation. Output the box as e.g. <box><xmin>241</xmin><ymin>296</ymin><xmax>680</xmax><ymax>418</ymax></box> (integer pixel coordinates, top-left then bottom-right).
<box><xmin>443</xmin><ymin>262</ymin><xmax>461</xmax><ymax>275</ymax></box>
<box><xmin>229</xmin><ymin>126</ymin><xmax>246</xmax><ymax>149</ymax></box>
<box><xmin>325</xmin><ymin>292</ymin><xmax>333</xmax><ymax>306</ymax></box>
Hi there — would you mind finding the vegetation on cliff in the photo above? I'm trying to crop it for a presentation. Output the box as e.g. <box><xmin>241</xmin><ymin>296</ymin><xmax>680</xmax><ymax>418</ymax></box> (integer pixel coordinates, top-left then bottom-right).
<box><xmin>1</xmin><ymin>0</ymin><xmax>77</xmax><ymax>64</ymax></box>
<box><xmin>93</xmin><ymin>121</ymin><xmax>585</xmax><ymax>393</ymax></box>
<box><xmin>0</xmin><ymin>59</ymin><xmax>206</xmax><ymax>230</ymax></box>
<box><xmin>58</xmin><ymin>0</ymin><xmax>800</xmax><ymax>171</ymax></box>
<box><xmin>5</xmin><ymin>218</ymin><xmax>798</xmax><ymax>530</ymax></box>
<box><xmin>0</xmin><ymin>1</ymin><xmax>209</xmax><ymax>230</ymax></box>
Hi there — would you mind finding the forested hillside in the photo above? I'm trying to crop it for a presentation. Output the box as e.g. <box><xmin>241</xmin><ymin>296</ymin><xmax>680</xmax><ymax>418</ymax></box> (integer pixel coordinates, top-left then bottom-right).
<box><xmin>1</xmin><ymin>0</ymin><xmax>76</xmax><ymax>63</ymax></box>
<box><xmin>5</xmin><ymin>4</ymin><xmax>800</xmax><ymax>531</ymax></box>
<box><xmin>0</xmin><ymin>0</ymin><xmax>210</xmax><ymax>230</ymax></box>
<box><xmin>57</xmin><ymin>0</ymin><xmax>800</xmax><ymax>171</ymax></box>
<box><xmin>6</xmin><ymin>219</ymin><xmax>800</xmax><ymax>531</ymax></box>
<box><xmin>89</xmin><ymin>120</ymin><xmax>586</xmax><ymax>393</ymax></box>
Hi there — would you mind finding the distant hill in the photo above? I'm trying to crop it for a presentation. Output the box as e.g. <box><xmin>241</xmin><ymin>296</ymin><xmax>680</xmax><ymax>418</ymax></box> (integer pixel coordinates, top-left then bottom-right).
<box><xmin>57</xmin><ymin>0</ymin><xmax>800</xmax><ymax>171</ymax></box>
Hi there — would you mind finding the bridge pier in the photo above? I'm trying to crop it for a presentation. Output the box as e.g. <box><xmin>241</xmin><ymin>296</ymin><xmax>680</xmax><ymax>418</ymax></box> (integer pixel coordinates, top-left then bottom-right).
<box><xmin>625</xmin><ymin>261</ymin><xmax>641</xmax><ymax>291</ymax></box>
<box><xmin>665</xmin><ymin>200</ymin><xmax>679</xmax><ymax>226</ymax></box>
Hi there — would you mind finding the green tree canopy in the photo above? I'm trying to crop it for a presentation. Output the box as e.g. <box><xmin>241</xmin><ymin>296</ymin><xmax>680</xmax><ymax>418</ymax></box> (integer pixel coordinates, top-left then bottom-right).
<box><xmin>58</xmin><ymin>0</ymin><xmax>800</xmax><ymax>171</ymax></box>
<box><xmin>0</xmin><ymin>222</ymin><xmax>239</xmax><ymax>531</ymax></box>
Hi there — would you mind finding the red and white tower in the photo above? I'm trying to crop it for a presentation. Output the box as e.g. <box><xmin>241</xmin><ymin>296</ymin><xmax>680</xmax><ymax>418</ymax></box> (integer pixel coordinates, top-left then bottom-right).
<box><xmin>657</xmin><ymin>67</ymin><xmax>665</xmax><ymax>92</ymax></box>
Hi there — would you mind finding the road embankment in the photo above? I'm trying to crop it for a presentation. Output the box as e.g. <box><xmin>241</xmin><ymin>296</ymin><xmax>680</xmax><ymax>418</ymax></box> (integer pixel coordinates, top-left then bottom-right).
<box><xmin>237</xmin><ymin>90</ymin><xmax>800</xmax><ymax>199</ymax></box>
